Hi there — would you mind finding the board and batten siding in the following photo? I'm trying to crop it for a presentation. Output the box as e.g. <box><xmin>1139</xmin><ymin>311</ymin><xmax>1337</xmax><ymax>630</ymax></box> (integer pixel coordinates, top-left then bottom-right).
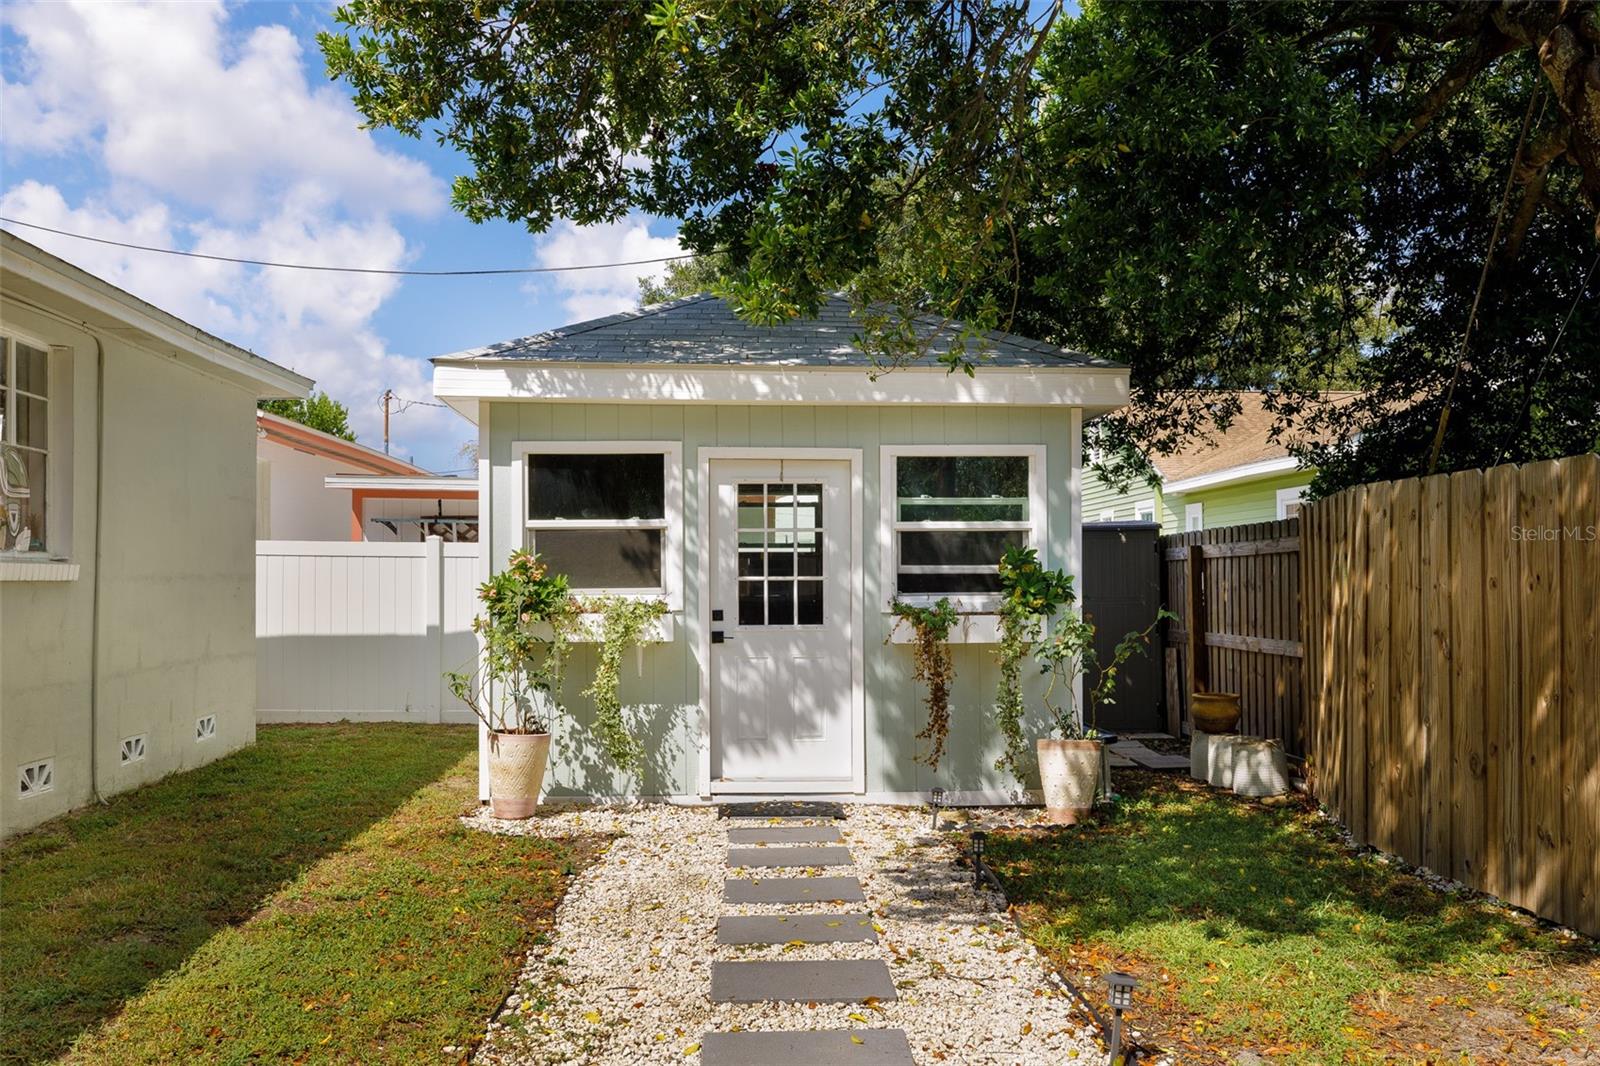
<box><xmin>482</xmin><ymin>401</ymin><xmax>1080</xmax><ymax>799</ymax></box>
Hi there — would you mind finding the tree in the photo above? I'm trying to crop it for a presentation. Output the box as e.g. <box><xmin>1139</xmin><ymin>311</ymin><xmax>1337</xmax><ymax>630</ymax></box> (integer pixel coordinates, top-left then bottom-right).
<box><xmin>258</xmin><ymin>391</ymin><xmax>357</xmax><ymax>442</ymax></box>
<box><xmin>322</xmin><ymin>1</ymin><xmax>1600</xmax><ymax>490</ymax></box>
<box><xmin>638</xmin><ymin>253</ymin><xmax>728</xmax><ymax>306</ymax></box>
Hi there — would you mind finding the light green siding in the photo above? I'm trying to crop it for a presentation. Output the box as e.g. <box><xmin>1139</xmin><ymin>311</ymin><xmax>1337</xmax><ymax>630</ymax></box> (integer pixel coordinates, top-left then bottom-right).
<box><xmin>485</xmin><ymin>401</ymin><xmax>1077</xmax><ymax>798</ymax></box>
<box><xmin>1082</xmin><ymin>469</ymin><xmax>1167</xmax><ymax>527</ymax></box>
<box><xmin>1171</xmin><ymin>470</ymin><xmax>1313</xmax><ymax>530</ymax></box>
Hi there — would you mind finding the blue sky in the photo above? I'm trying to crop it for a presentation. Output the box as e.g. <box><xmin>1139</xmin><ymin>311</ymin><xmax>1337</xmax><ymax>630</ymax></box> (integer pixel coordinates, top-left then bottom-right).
<box><xmin>1</xmin><ymin>1</ymin><xmax>686</xmax><ymax>471</ymax></box>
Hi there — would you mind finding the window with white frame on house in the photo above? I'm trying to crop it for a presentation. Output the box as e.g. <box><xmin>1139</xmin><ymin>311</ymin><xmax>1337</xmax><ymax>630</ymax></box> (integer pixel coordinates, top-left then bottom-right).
<box><xmin>1134</xmin><ymin>499</ymin><xmax>1155</xmax><ymax>522</ymax></box>
<box><xmin>1185</xmin><ymin>502</ymin><xmax>1204</xmax><ymax>531</ymax></box>
<box><xmin>0</xmin><ymin>335</ymin><xmax>49</xmax><ymax>554</ymax></box>
<box><xmin>886</xmin><ymin>449</ymin><xmax>1043</xmax><ymax>599</ymax></box>
<box><xmin>522</xmin><ymin>447</ymin><xmax>676</xmax><ymax>597</ymax></box>
<box><xmin>1276</xmin><ymin>486</ymin><xmax>1307</xmax><ymax>519</ymax></box>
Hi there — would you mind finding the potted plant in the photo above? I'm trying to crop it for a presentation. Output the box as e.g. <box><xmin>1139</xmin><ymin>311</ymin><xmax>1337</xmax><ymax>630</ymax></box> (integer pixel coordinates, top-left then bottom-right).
<box><xmin>993</xmin><ymin>546</ymin><xmax>1171</xmax><ymax>824</ymax></box>
<box><xmin>448</xmin><ymin>550</ymin><xmax>578</xmax><ymax>818</ymax></box>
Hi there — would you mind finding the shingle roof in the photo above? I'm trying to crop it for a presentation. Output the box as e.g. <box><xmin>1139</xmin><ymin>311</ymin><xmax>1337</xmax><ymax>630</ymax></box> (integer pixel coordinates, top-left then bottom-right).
<box><xmin>432</xmin><ymin>294</ymin><xmax>1118</xmax><ymax>369</ymax></box>
<box><xmin>1152</xmin><ymin>391</ymin><xmax>1362</xmax><ymax>483</ymax></box>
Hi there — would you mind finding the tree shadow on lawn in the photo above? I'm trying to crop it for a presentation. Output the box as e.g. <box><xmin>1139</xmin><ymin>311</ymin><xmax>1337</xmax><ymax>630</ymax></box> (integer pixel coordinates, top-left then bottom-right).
<box><xmin>0</xmin><ymin>722</ymin><xmax>475</xmax><ymax>1065</ymax></box>
<box><xmin>981</xmin><ymin>770</ymin><xmax>1599</xmax><ymax>1061</ymax></box>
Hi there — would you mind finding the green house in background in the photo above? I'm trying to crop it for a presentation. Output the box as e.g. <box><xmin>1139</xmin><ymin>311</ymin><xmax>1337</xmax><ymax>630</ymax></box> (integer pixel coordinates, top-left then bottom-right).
<box><xmin>1083</xmin><ymin>392</ymin><xmax>1348</xmax><ymax>532</ymax></box>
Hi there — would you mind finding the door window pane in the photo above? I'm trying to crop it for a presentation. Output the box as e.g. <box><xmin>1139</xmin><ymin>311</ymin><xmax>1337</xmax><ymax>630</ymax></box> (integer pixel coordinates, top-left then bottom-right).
<box><xmin>767</xmin><ymin>579</ymin><xmax>795</xmax><ymax>626</ymax></box>
<box><xmin>528</xmin><ymin>453</ymin><xmax>664</xmax><ymax>520</ymax></box>
<box><xmin>796</xmin><ymin>580</ymin><xmax>823</xmax><ymax>625</ymax></box>
<box><xmin>733</xmin><ymin>481</ymin><xmax>826</xmax><ymax>627</ymax></box>
<box><xmin>738</xmin><ymin>580</ymin><xmax>765</xmax><ymax>625</ymax></box>
<box><xmin>896</xmin><ymin>456</ymin><xmax>1028</xmax><ymax>521</ymax></box>
<box><xmin>532</xmin><ymin>528</ymin><xmax>661</xmax><ymax>588</ymax></box>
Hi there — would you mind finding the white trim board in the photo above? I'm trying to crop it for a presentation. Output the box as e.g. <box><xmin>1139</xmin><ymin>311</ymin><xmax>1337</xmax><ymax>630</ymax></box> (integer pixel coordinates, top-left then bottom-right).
<box><xmin>433</xmin><ymin>363</ymin><xmax>1130</xmax><ymax>422</ymax></box>
<box><xmin>693</xmin><ymin>447</ymin><xmax>866</xmax><ymax>799</ymax></box>
<box><xmin>1163</xmin><ymin>455</ymin><xmax>1300</xmax><ymax>494</ymax></box>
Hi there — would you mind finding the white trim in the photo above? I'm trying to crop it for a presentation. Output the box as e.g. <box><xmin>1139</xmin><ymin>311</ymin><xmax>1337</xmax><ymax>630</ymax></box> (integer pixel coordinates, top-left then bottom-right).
<box><xmin>879</xmin><ymin>444</ymin><xmax>1048</xmax><ymax>610</ymax></box>
<box><xmin>323</xmin><ymin>474</ymin><xmax>477</xmax><ymax>492</ymax></box>
<box><xmin>694</xmin><ymin>447</ymin><xmax>866</xmax><ymax>798</ymax></box>
<box><xmin>476</xmin><ymin>402</ymin><xmax>492</xmax><ymax>803</ymax></box>
<box><xmin>1185</xmin><ymin>502</ymin><xmax>1204</xmax><ymax>532</ymax></box>
<box><xmin>1276</xmin><ymin>485</ymin><xmax>1308</xmax><ymax>519</ymax></box>
<box><xmin>433</xmin><ymin>363</ymin><xmax>1130</xmax><ymax>422</ymax></box>
<box><xmin>0</xmin><ymin>559</ymin><xmax>79</xmax><ymax>581</ymax></box>
<box><xmin>1097</xmin><ymin>508</ymin><xmax>1117</xmax><ymax>522</ymax></box>
<box><xmin>1163</xmin><ymin>455</ymin><xmax>1299</xmax><ymax>494</ymax></box>
<box><xmin>510</xmin><ymin>440</ymin><xmax>684</xmax><ymax>611</ymax></box>
<box><xmin>1133</xmin><ymin>499</ymin><xmax>1156</xmax><ymax>522</ymax></box>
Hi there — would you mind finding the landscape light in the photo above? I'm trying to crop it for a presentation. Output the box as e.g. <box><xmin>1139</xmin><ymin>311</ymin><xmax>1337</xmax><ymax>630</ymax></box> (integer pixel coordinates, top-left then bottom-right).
<box><xmin>970</xmin><ymin>830</ymin><xmax>987</xmax><ymax>888</ymax></box>
<box><xmin>929</xmin><ymin>787</ymin><xmax>946</xmax><ymax>829</ymax></box>
<box><xmin>1104</xmin><ymin>970</ymin><xmax>1138</xmax><ymax>1062</ymax></box>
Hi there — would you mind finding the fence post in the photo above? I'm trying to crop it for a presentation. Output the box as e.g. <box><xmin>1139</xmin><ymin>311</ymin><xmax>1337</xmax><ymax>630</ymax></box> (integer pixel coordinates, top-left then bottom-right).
<box><xmin>1188</xmin><ymin>544</ymin><xmax>1209</xmax><ymax>695</ymax></box>
<box><xmin>424</xmin><ymin>535</ymin><xmax>444</xmax><ymax>724</ymax></box>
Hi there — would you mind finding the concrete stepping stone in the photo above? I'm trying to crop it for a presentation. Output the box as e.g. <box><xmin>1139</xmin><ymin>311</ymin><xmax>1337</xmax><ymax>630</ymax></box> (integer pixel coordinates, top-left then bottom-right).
<box><xmin>710</xmin><ymin>960</ymin><xmax>897</xmax><ymax>1003</ymax></box>
<box><xmin>716</xmin><ymin>913</ymin><xmax>877</xmax><ymax>945</ymax></box>
<box><xmin>717</xmin><ymin>801</ymin><xmax>845</xmax><ymax>819</ymax></box>
<box><xmin>724</xmin><ymin>876</ymin><xmax>866</xmax><ymax>904</ymax></box>
<box><xmin>727</xmin><ymin>825</ymin><xmax>843</xmax><ymax>845</ymax></box>
<box><xmin>700</xmin><ymin>1028</ymin><xmax>914</xmax><ymax>1065</ymax></box>
<box><xmin>728</xmin><ymin>845</ymin><xmax>852</xmax><ymax>868</ymax></box>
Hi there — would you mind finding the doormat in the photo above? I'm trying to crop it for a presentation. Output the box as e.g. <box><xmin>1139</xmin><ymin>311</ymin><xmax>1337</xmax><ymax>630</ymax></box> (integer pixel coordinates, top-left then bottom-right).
<box><xmin>716</xmin><ymin>800</ymin><xmax>847</xmax><ymax>820</ymax></box>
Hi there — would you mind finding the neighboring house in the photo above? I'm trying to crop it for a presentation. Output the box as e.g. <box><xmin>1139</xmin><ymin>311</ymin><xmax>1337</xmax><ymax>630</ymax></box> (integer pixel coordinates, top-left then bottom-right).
<box><xmin>256</xmin><ymin>410</ymin><xmax>476</xmax><ymax>541</ymax></box>
<box><xmin>432</xmin><ymin>294</ymin><xmax>1130</xmax><ymax>803</ymax></box>
<box><xmin>1082</xmin><ymin>392</ymin><xmax>1347</xmax><ymax>532</ymax></box>
<box><xmin>1</xmin><ymin>231</ymin><xmax>311</xmax><ymax>837</ymax></box>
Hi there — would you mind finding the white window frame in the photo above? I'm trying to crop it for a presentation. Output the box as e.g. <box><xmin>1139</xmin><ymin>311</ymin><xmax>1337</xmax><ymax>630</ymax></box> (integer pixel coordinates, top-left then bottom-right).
<box><xmin>512</xmin><ymin>440</ymin><xmax>683</xmax><ymax>610</ymax></box>
<box><xmin>1098</xmin><ymin>508</ymin><xmax>1117</xmax><ymax>523</ymax></box>
<box><xmin>1276</xmin><ymin>485</ymin><xmax>1307</xmax><ymax>519</ymax></box>
<box><xmin>879</xmin><ymin>443</ymin><xmax>1047</xmax><ymax>611</ymax></box>
<box><xmin>1185</xmin><ymin>502</ymin><xmax>1204</xmax><ymax>532</ymax></box>
<box><xmin>1133</xmin><ymin>499</ymin><xmax>1156</xmax><ymax>522</ymax></box>
<box><xmin>0</xmin><ymin>331</ymin><xmax>69</xmax><ymax>567</ymax></box>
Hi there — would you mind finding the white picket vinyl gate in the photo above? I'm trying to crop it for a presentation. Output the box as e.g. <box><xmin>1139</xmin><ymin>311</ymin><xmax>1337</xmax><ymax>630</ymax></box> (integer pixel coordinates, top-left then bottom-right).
<box><xmin>256</xmin><ymin>537</ymin><xmax>480</xmax><ymax>723</ymax></box>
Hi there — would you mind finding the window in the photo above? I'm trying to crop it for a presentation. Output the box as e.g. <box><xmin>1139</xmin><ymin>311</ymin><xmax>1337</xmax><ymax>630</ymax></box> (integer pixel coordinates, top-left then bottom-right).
<box><xmin>517</xmin><ymin>442</ymin><xmax>681</xmax><ymax>603</ymax></box>
<box><xmin>1098</xmin><ymin>508</ymin><xmax>1117</xmax><ymax>523</ymax></box>
<box><xmin>0</xmin><ymin>335</ymin><xmax>49</xmax><ymax>554</ymax></box>
<box><xmin>882</xmin><ymin>446</ymin><xmax>1045</xmax><ymax>601</ymax></box>
<box><xmin>1276</xmin><ymin>486</ymin><xmax>1307</xmax><ymax>520</ymax></box>
<box><xmin>1185</xmin><ymin>502</ymin><xmax>1204</xmax><ymax>532</ymax></box>
<box><xmin>737</xmin><ymin>482</ymin><xmax>825</xmax><ymax>626</ymax></box>
<box><xmin>1133</xmin><ymin>499</ymin><xmax>1155</xmax><ymax>522</ymax></box>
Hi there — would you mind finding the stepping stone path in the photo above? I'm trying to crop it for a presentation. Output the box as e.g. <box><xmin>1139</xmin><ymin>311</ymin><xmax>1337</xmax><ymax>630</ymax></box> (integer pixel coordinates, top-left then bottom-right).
<box><xmin>706</xmin><ymin>805</ymin><xmax>914</xmax><ymax>1065</ymax></box>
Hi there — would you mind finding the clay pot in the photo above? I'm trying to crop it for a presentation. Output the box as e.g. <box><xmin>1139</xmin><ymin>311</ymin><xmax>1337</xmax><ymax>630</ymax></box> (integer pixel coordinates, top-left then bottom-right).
<box><xmin>486</xmin><ymin>731</ymin><xmax>551</xmax><ymax>819</ymax></box>
<box><xmin>1037</xmin><ymin>738</ymin><xmax>1104</xmax><ymax>825</ymax></box>
<box><xmin>1191</xmin><ymin>691</ymin><xmax>1242</xmax><ymax>734</ymax></box>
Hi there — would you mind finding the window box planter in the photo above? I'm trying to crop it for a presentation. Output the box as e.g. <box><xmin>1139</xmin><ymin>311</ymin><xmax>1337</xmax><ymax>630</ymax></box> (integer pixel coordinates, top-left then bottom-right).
<box><xmin>528</xmin><ymin>612</ymin><xmax>677</xmax><ymax>644</ymax></box>
<box><xmin>886</xmin><ymin>612</ymin><xmax>1001</xmax><ymax>645</ymax></box>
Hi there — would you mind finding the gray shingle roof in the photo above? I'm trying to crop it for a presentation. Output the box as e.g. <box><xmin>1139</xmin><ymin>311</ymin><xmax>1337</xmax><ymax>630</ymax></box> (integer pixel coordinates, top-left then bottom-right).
<box><xmin>432</xmin><ymin>294</ymin><xmax>1118</xmax><ymax>369</ymax></box>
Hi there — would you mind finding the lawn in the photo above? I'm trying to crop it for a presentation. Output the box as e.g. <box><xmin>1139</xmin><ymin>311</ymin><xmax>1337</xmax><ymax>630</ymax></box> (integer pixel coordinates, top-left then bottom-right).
<box><xmin>984</xmin><ymin>770</ymin><xmax>1599</xmax><ymax>1065</ymax></box>
<box><xmin>0</xmin><ymin>723</ymin><xmax>600</xmax><ymax>1065</ymax></box>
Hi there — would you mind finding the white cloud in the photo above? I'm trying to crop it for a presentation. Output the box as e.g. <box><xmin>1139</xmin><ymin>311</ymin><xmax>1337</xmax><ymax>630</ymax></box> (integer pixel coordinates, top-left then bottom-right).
<box><xmin>533</xmin><ymin>216</ymin><xmax>685</xmax><ymax>322</ymax></box>
<box><xmin>1</xmin><ymin>0</ymin><xmax>442</xmax><ymax>220</ymax></box>
<box><xmin>0</xmin><ymin>1</ymin><xmax>462</xmax><ymax>465</ymax></box>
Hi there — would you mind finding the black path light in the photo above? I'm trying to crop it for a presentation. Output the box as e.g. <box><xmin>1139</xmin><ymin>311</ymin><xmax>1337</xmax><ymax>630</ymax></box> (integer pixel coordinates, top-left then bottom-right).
<box><xmin>969</xmin><ymin>830</ymin><xmax>988</xmax><ymax>888</ymax></box>
<box><xmin>929</xmin><ymin>787</ymin><xmax>946</xmax><ymax>829</ymax></box>
<box><xmin>1104</xmin><ymin>970</ymin><xmax>1138</xmax><ymax>1064</ymax></box>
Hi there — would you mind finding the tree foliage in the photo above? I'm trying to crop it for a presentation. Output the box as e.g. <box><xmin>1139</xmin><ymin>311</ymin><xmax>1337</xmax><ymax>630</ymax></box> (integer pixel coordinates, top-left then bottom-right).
<box><xmin>637</xmin><ymin>252</ymin><xmax>729</xmax><ymax>306</ymax></box>
<box><xmin>322</xmin><ymin>1</ymin><xmax>1600</xmax><ymax>490</ymax></box>
<box><xmin>258</xmin><ymin>391</ymin><xmax>357</xmax><ymax>442</ymax></box>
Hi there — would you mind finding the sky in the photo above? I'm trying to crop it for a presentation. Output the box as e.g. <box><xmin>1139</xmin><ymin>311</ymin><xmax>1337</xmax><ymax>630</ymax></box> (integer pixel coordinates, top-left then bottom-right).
<box><xmin>0</xmin><ymin>0</ymin><xmax>687</xmax><ymax>472</ymax></box>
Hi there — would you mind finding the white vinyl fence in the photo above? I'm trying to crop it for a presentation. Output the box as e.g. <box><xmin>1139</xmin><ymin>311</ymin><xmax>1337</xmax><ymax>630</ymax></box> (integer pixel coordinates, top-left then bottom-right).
<box><xmin>256</xmin><ymin>537</ymin><xmax>480</xmax><ymax>723</ymax></box>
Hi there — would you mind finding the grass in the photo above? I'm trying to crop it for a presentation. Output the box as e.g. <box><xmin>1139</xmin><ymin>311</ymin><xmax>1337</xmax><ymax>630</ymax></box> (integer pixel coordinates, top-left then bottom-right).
<box><xmin>0</xmin><ymin>723</ymin><xmax>600</xmax><ymax>1065</ymax></box>
<box><xmin>985</xmin><ymin>770</ymin><xmax>1599</xmax><ymax>1065</ymax></box>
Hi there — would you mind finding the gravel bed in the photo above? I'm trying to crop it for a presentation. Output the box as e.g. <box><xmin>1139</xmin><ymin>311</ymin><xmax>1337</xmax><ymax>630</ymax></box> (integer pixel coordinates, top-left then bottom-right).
<box><xmin>463</xmin><ymin>802</ymin><xmax>1122</xmax><ymax>1065</ymax></box>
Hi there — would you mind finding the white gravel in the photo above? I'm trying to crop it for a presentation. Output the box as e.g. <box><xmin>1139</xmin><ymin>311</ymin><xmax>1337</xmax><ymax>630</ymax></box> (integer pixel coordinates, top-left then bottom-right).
<box><xmin>461</xmin><ymin>802</ymin><xmax>1131</xmax><ymax>1066</ymax></box>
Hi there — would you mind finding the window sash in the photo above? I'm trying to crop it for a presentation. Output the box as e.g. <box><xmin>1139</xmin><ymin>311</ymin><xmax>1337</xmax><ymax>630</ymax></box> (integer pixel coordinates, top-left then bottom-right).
<box><xmin>1</xmin><ymin>336</ymin><xmax>49</xmax><ymax>555</ymax></box>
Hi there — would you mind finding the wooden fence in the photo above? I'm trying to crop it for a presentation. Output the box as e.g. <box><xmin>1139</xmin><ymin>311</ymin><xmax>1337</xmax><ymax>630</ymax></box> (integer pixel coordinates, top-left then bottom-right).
<box><xmin>1301</xmin><ymin>454</ymin><xmax>1599</xmax><ymax>937</ymax></box>
<box><xmin>1160</xmin><ymin>518</ymin><xmax>1305</xmax><ymax>752</ymax></box>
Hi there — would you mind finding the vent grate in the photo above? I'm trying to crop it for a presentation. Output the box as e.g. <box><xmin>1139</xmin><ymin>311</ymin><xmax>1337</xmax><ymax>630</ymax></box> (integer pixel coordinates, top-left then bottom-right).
<box><xmin>195</xmin><ymin>715</ymin><xmax>217</xmax><ymax>741</ymax></box>
<box><xmin>18</xmin><ymin>759</ymin><xmax>54</xmax><ymax>797</ymax></box>
<box><xmin>120</xmin><ymin>735</ymin><xmax>147</xmax><ymax>764</ymax></box>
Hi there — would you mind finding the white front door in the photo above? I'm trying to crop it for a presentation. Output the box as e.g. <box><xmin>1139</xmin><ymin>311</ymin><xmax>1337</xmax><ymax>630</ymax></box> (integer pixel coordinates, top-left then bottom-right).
<box><xmin>710</xmin><ymin>459</ymin><xmax>853</xmax><ymax>789</ymax></box>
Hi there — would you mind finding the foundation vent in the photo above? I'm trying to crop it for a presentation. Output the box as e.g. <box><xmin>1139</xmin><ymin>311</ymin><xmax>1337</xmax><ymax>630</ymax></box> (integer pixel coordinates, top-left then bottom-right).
<box><xmin>120</xmin><ymin>735</ymin><xmax>147</xmax><ymax>764</ymax></box>
<box><xmin>18</xmin><ymin>759</ymin><xmax>54</xmax><ymax>797</ymax></box>
<box><xmin>195</xmin><ymin>715</ymin><xmax>217</xmax><ymax>741</ymax></box>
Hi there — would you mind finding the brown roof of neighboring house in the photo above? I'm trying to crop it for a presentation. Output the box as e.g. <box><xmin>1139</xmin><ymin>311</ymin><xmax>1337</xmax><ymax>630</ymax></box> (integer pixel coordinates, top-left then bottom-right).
<box><xmin>1150</xmin><ymin>392</ymin><xmax>1360</xmax><ymax>484</ymax></box>
<box><xmin>257</xmin><ymin>410</ymin><xmax>432</xmax><ymax>476</ymax></box>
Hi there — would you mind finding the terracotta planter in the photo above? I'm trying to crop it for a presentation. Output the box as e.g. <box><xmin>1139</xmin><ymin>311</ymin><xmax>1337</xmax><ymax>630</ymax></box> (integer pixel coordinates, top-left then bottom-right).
<box><xmin>1037</xmin><ymin>738</ymin><xmax>1103</xmax><ymax>825</ymax></box>
<box><xmin>1191</xmin><ymin>691</ymin><xmax>1242</xmax><ymax>734</ymax></box>
<box><xmin>487</xmin><ymin>731</ymin><xmax>551</xmax><ymax>819</ymax></box>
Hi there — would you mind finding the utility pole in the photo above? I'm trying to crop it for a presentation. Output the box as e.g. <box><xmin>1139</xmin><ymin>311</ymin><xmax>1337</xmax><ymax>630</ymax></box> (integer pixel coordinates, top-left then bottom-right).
<box><xmin>381</xmin><ymin>389</ymin><xmax>393</xmax><ymax>454</ymax></box>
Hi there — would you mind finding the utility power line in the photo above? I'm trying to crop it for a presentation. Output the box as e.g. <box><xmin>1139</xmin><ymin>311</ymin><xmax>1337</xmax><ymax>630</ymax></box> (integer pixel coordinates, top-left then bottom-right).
<box><xmin>0</xmin><ymin>216</ymin><xmax>699</xmax><ymax>276</ymax></box>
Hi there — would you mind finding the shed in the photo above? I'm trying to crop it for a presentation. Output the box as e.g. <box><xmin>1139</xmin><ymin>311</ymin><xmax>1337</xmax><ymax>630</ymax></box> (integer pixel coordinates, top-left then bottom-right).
<box><xmin>432</xmin><ymin>295</ymin><xmax>1130</xmax><ymax>802</ymax></box>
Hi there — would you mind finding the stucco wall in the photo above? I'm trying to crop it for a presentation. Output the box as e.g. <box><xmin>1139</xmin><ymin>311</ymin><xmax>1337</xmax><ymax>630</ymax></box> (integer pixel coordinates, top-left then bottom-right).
<box><xmin>2</xmin><ymin>296</ymin><xmax>260</xmax><ymax>837</ymax></box>
<box><xmin>483</xmin><ymin>401</ymin><xmax>1080</xmax><ymax>800</ymax></box>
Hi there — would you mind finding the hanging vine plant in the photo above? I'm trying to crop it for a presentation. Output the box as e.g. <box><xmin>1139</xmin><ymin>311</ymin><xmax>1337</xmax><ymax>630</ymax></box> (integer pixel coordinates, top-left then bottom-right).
<box><xmin>888</xmin><ymin>597</ymin><xmax>960</xmax><ymax>769</ymax></box>
<box><xmin>581</xmin><ymin>595</ymin><xmax>669</xmax><ymax>770</ymax></box>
